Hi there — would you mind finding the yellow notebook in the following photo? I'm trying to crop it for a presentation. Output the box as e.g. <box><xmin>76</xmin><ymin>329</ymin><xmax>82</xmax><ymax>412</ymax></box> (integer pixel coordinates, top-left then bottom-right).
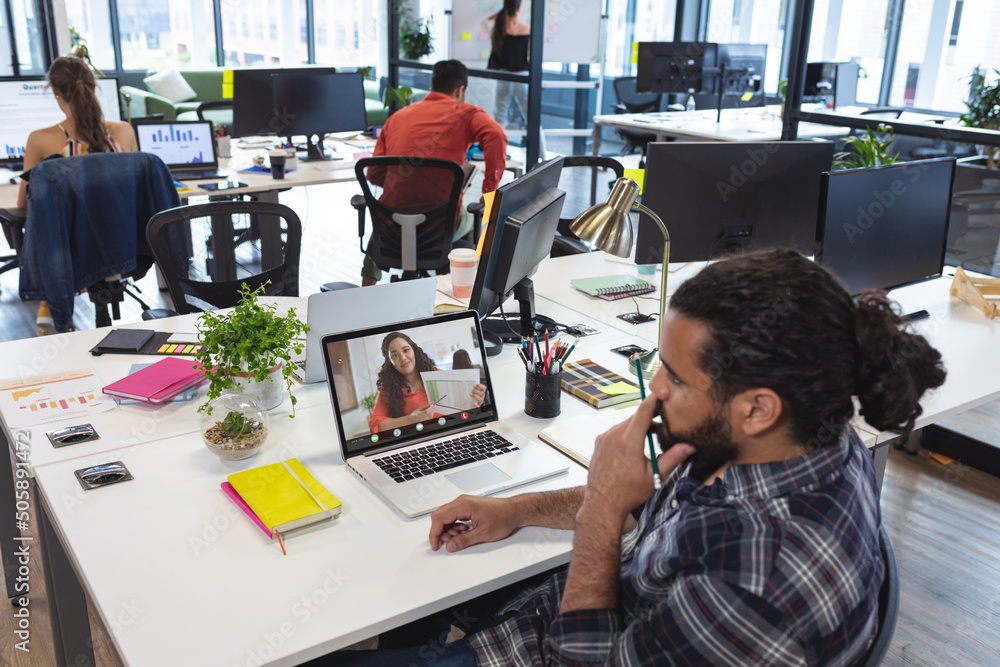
<box><xmin>227</xmin><ymin>459</ymin><xmax>342</xmax><ymax>536</ymax></box>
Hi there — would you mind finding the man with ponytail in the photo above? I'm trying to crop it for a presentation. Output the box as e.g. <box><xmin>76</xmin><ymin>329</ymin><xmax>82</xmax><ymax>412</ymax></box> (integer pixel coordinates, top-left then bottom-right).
<box><xmin>16</xmin><ymin>56</ymin><xmax>137</xmax><ymax>334</ymax></box>
<box><xmin>314</xmin><ymin>248</ymin><xmax>946</xmax><ymax>666</ymax></box>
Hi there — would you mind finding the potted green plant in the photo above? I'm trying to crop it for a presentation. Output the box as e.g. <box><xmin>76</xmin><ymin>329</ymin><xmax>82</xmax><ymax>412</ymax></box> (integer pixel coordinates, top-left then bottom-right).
<box><xmin>194</xmin><ymin>282</ymin><xmax>309</xmax><ymax>415</ymax></box>
<box><xmin>832</xmin><ymin>123</ymin><xmax>898</xmax><ymax>170</ymax></box>
<box><xmin>960</xmin><ymin>68</ymin><xmax>1000</xmax><ymax>169</ymax></box>
<box><xmin>399</xmin><ymin>0</ymin><xmax>433</xmax><ymax>61</ymax></box>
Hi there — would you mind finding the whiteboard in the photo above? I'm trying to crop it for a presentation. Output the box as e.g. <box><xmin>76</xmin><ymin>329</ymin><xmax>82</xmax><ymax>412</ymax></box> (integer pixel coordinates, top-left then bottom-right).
<box><xmin>450</xmin><ymin>0</ymin><xmax>602</xmax><ymax>66</ymax></box>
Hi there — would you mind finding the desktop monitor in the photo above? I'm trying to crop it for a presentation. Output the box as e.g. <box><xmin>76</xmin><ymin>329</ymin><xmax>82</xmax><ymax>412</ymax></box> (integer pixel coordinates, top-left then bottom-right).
<box><xmin>716</xmin><ymin>43</ymin><xmax>767</xmax><ymax>107</ymax></box>
<box><xmin>636</xmin><ymin>42</ymin><xmax>719</xmax><ymax>94</ymax></box>
<box><xmin>635</xmin><ymin>141</ymin><xmax>835</xmax><ymax>264</ymax></box>
<box><xmin>469</xmin><ymin>158</ymin><xmax>566</xmax><ymax>355</ymax></box>
<box><xmin>270</xmin><ymin>71</ymin><xmax>367</xmax><ymax>160</ymax></box>
<box><xmin>817</xmin><ymin>157</ymin><xmax>956</xmax><ymax>297</ymax></box>
<box><xmin>231</xmin><ymin>66</ymin><xmax>339</xmax><ymax>139</ymax></box>
<box><xmin>0</xmin><ymin>77</ymin><xmax>121</xmax><ymax>165</ymax></box>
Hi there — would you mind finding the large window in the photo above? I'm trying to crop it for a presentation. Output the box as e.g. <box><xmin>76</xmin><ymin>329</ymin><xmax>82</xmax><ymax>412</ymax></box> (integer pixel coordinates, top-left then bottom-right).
<box><xmin>889</xmin><ymin>0</ymin><xmax>1000</xmax><ymax>112</ymax></box>
<box><xmin>707</xmin><ymin>0</ymin><xmax>788</xmax><ymax>92</ymax></box>
<box><xmin>5</xmin><ymin>0</ymin><xmax>47</xmax><ymax>76</ymax></box>
<box><xmin>807</xmin><ymin>0</ymin><xmax>890</xmax><ymax>104</ymax></box>
<box><xmin>221</xmin><ymin>0</ymin><xmax>307</xmax><ymax>66</ymax></box>
<box><xmin>115</xmin><ymin>0</ymin><xmax>217</xmax><ymax>71</ymax></box>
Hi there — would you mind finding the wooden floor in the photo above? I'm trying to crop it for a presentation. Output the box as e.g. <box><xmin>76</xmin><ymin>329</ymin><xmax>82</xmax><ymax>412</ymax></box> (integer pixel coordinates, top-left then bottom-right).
<box><xmin>3</xmin><ymin>148</ymin><xmax>1000</xmax><ymax>664</ymax></box>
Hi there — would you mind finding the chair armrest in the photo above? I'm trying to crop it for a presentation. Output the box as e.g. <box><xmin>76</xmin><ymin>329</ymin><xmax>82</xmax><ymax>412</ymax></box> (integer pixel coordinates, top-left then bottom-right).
<box><xmin>351</xmin><ymin>194</ymin><xmax>367</xmax><ymax>252</ymax></box>
<box><xmin>196</xmin><ymin>99</ymin><xmax>233</xmax><ymax>121</ymax></box>
<box><xmin>0</xmin><ymin>207</ymin><xmax>26</xmax><ymax>252</ymax></box>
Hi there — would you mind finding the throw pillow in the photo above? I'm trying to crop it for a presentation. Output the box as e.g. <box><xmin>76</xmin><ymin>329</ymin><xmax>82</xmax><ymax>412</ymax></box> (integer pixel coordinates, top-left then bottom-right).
<box><xmin>143</xmin><ymin>69</ymin><xmax>197</xmax><ymax>104</ymax></box>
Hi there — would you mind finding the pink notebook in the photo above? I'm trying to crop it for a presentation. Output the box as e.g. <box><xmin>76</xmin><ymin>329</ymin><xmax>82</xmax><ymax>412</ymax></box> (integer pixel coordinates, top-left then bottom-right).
<box><xmin>221</xmin><ymin>482</ymin><xmax>272</xmax><ymax>537</ymax></box>
<box><xmin>102</xmin><ymin>356</ymin><xmax>206</xmax><ymax>404</ymax></box>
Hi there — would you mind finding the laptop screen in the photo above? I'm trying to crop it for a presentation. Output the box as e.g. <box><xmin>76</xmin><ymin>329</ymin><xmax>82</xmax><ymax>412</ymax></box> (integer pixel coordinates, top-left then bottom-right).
<box><xmin>322</xmin><ymin>311</ymin><xmax>498</xmax><ymax>456</ymax></box>
<box><xmin>135</xmin><ymin>121</ymin><xmax>217</xmax><ymax>168</ymax></box>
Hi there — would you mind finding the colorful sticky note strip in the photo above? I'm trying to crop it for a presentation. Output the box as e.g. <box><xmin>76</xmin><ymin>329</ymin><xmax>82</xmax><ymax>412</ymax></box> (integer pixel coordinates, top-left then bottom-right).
<box><xmin>462</xmin><ymin>31</ymin><xmax>472</xmax><ymax>41</ymax></box>
<box><xmin>599</xmin><ymin>381</ymin><xmax>639</xmax><ymax>396</ymax></box>
<box><xmin>623</xmin><ymin>168</ymin><xmax>646</xmax><ymax>194</ymax></box>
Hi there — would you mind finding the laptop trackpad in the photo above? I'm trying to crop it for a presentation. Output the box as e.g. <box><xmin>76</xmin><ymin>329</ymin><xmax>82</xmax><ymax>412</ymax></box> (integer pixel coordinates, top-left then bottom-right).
<box><xmin>446</xmin><ymin>464</ymin><xmax>511</xmax><ymax>492</ymax></box>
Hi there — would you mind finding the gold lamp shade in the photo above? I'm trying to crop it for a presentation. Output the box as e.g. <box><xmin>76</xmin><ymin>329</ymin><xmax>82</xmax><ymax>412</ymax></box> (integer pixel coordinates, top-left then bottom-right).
<box><xmin>568</xmin><ymin>177</ymin><xmax>640</xmax><ymax>258</ymax></box>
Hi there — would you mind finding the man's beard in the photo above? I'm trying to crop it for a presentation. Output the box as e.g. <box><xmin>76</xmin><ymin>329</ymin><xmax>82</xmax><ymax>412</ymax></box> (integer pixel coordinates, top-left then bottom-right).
<box><xmin>653</xmin><ymin>399</ymin><xmax>738</xmax><ymax>473</ymax></box>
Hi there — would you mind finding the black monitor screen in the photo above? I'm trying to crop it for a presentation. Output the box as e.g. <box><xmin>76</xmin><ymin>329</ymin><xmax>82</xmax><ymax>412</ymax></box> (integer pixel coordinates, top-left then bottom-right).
<box><xmin>270</xmin><ymin>71</ymin><xmax>367</xmax><ymax>137</ymax></box>
<box><xmin>817</xmin><ymin>158</ymin><xmax>955</xmax><ymax>296</ymax></box>
<box><xmin>231</xmin><ymin>66</ymin><xmax>339</xmax><ymax>138</ymax></box>
<box><xmin>636</xmin><ymin>42</ymin><xmax>718</xmax><ymax>94</ymax></box>
<box><xmin>470</xmin><ymin>158</ymin><xmax>565</xmax><ymax>323</ymax></box>
<box><xmin>635</xmin><ymin>141</ymin><xmax>835</xmax><ymax>264</ymax></box>
<box><xmin>717</xmin><ymin>43</ymin><xmax>766</xmax><ymax>105</ymax></box>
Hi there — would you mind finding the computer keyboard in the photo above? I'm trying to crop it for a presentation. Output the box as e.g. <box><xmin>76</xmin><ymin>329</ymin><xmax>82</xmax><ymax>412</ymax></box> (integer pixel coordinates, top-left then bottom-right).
<box><xmin>374</xmin><ymin>431</ymin><xmax>519</xmax><ymax>483</ymax></box>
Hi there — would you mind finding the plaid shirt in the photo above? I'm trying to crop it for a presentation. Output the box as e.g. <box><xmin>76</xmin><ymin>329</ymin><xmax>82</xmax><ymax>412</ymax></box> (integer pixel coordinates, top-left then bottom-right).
<box><xmin>467</xmin><ymin>428</ymin><xmax>883</xmax><ymax>666</ymax></box>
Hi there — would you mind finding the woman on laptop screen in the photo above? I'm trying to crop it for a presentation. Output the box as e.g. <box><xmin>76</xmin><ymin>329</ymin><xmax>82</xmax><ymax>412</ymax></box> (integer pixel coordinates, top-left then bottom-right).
<box><xmin>16</xmin><ymin>56</ymin><xmax>138</xmax><ymax>335</ymax></box>
<box><xmin>368</xmin><ymin>332</ymin><xmax>487</xmax><ymax>434</ymax></box>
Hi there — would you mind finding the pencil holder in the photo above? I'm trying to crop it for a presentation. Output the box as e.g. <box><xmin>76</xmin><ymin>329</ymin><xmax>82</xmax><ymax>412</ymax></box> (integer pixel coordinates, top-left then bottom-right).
<box><xmin>524</xmin><ymin>371</ymin><xmax>562</xmax><ymax>419</ymax></box>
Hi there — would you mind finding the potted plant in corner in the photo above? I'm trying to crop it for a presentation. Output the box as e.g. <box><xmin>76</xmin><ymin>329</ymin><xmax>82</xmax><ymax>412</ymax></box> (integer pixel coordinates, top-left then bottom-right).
<box><xmin>194</xmin><ymin>282</ymin><xmax>309</xmax><ymax>415</ymax></box>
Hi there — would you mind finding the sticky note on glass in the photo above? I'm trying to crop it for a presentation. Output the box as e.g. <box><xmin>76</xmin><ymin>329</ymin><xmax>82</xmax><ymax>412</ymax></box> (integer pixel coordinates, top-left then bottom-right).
<box><xmin>598</xmin><ymin>381</ymin><xmax>638</xmax><ymax>396</ymax></box>
<box><xmin>475</xmin><ymin>191</ymin><xmax>497</xmax><ymax>259</ymax></box>
<box><xmin>623</xmin><ymin>168</ymin><xmax>645</xmax><ymax>194</ymax></box>
<box><xmin>462</xmin><ymin>31</ymin><xmax>472</xmax><ymax>41</ymax></box>
<box><xmin>741</xmin><ymin>91</ymin><xmax>754</xmax><ymax>102</ymax></box>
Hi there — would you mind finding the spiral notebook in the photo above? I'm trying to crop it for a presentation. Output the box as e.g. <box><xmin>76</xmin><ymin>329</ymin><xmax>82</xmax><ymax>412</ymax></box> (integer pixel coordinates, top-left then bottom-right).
<box><xmin>571</xmin><ymin>275</ymin><xmax>655</xmax><ymax>301</ymax></box>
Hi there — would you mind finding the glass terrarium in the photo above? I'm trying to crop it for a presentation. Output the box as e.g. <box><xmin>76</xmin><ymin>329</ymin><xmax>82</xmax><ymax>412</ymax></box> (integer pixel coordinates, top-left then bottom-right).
<box><xmin>200</xmin><ymin>393</ymin><xmax>269</xmax><ymax>460</ymax></box>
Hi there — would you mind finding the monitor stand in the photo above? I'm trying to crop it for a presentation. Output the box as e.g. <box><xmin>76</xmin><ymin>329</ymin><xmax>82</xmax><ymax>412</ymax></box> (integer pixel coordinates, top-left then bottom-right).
<box><xmin>301</xmin><ymin>134</ymin><xmax>337</xmax><ymax>161</ymax></box>
<box><xmin>481</xmin><ymin>278</ymin><xmax>558</xmax><ymax>357</ymax></box>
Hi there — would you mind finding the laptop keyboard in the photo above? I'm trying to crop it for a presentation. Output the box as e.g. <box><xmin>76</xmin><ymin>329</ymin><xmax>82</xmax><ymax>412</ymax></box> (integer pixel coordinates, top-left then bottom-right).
<box><xmin>374</xmin><ymin>431</ymin><xmax>520</xmax><ymax>483</ymax></box>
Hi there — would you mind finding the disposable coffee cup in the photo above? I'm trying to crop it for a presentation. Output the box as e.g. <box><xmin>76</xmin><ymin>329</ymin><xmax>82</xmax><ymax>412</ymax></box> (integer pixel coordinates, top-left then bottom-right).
<box><xmin>449</xmin><ymin>248</ymin><xmax>477</xmax><ymax>299</ymax></box>
<box><xmin>268</xmin><ymin>149</ymin><xmax>287</xmax><ymax>180</ymax></box>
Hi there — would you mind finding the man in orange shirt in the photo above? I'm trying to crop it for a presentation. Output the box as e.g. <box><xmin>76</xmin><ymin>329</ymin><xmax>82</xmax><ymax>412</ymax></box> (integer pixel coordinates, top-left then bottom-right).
<box><xmin>362</xmin><ymin>60</ymin><xmax>508</xmax><ymax>285</ymax></box>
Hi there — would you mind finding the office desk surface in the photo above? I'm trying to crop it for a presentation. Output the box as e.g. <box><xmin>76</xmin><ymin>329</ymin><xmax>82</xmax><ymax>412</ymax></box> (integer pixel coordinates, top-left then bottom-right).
<box><xmin>592</xmin><ymin>107</ymin><xmax>847</xmax><ymax>144</ymax></box>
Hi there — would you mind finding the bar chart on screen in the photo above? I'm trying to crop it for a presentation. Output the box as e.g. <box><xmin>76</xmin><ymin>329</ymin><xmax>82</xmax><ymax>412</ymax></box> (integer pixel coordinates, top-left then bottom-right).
<box><xmin>0</xmin><ymin>369</ymin><xmax>115</xmax><ymax>427</ymax></box>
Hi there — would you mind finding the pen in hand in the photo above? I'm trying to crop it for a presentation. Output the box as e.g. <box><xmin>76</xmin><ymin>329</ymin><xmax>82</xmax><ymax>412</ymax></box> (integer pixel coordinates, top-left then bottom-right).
<box><xmin>633</xmin><ymin>359</ymin><xmax>661</xmax><ymax>490</ymax></box>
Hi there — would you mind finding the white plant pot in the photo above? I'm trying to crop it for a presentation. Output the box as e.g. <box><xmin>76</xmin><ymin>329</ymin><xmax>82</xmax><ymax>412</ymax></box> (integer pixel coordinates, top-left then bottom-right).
<box><xmin>231</xmin><ymin>363</ymin><xmax>286</xmax><ymax>411</ymax></box>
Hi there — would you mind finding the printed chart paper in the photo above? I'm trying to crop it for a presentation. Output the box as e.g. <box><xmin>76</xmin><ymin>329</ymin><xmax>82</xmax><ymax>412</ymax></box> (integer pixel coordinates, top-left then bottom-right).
<box><xmin>0</xmin><ymin>369</ymin><xmax>115</xmax><ymax>427</ymax></box>
<box><xmin>420</xmin><ymin>369</ymin><xmax>481</xmax><ymax>415</ymax></box>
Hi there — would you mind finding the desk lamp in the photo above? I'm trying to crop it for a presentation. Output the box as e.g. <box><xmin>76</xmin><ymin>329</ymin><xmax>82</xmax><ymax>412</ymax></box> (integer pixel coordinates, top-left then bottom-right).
<box><xmin>570</xmin><ymin>177</ymin><xmax>670</xmax><ymax>377</ymax></box>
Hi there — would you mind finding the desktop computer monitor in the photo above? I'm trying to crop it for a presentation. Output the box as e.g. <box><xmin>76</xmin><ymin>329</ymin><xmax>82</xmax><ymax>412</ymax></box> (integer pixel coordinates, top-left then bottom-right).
<box><xmin>0</xmin><ymin>77</ymin><xmax>121</xmax><ymax>165</ymax></box>
<box><xmin>635</xmin><ymin>141</ymin><xmax>835</xmax><ymax>264</ymax></box>
<box><xmin>636</xmin><ymin>42</ymin><xmax>719</xmax><ymax>94</ymax></box>
<box><xmin>270</xmin><ymin>71</ymin><xmax>367</xmax><ymax>160</ymax></box>
<box><xmin>231</xmin><ymin>66</ymin><xmax>339</xmax><ymax>139</ymax></box>
<box><xmin>469</xmin><ymin>158</ymin><xmax>566</xmax><ymax>356</ymax></box>
<box><xmin>817</xmin><ymin>157</ymin><xmax>956</xmax><ymax>297</ymax></box>
<box><xmin>716</xmin><ymin>43</ymin><xmax>767</xmax><ymax>107</ymax></box>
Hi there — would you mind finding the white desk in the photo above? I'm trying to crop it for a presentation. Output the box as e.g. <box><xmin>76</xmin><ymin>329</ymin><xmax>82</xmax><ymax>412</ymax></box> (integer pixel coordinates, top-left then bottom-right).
<box><xmin>592</xmin><ymin>106</ymin><xmax>848</xmax><ymax>157</ymax></box>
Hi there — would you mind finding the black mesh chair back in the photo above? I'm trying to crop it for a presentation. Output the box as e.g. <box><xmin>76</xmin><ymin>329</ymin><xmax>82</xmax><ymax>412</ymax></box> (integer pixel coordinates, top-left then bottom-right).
<box><xmin>858</xmin><ymin>525</ymin><xmax>899</xmax><ymax>667</ymax></box>
<box><xmin>146</xmin><ymin>201</ymin><xmax>301</xmax><ymax>314</ymax></box>
<box><xmin>613</xmin><ymin>77</ymin><xmax>661</xmax><ymax>114</ymax></box>
<box><xmin>355</xmin><ymin>156</ymin><xmax>463</xmax><ymax>275</ymax></box>
<box><xmin>551</xmin><ymin>156</ymin><xmax>625</xmax><ymax>257</ymax></box>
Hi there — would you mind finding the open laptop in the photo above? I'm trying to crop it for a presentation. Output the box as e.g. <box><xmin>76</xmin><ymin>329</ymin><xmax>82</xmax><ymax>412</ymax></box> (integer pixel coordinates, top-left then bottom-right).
<box><xmin>134</xmin><ymin>120</ymin><xmax>228</xmax><ymax>179</ymax></box>
<box><xmin>321</xmin><ymin>310</ymin><xmax>570</xmax><ymax>518</ymax></box>
<box><xmin>292</xmin><ymin>278</ymin><xmax>437</xmax><ymax>384</ymax></box>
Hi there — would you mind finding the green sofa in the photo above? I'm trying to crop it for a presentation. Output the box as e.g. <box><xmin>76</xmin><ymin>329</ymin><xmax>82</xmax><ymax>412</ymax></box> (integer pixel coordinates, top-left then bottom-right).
<box><xmin>122</xmin><ymin>68</ymin><xmax>397</xmax><ymax>130</ymax></box>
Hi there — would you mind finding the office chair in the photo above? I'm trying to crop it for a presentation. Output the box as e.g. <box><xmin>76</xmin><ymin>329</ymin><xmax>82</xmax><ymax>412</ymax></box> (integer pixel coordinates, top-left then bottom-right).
<box><xmin>350</xmin><ymin>156</ymin><xmax>464</xmax><ymax>283</ymax></box>
<box><xmin>146</xmin><ymin>201</ymin><xmax>301</xmax><ymax>314</ymax></box>
<box><xmin>856</xmin><ymin>525</ymin><xmax>899</xmax><ymax>667</ymax></box>
<box><xmin>3</xmin><ymin>152</ymin><xmax>180</xmax><ymax>332</ymax></box>
<box><xmin>612</xmin><ymin>78</ymin><xmax>663</xmax><ymax>167</ymax></box>
<box><xmin>551</xmin><ymin>156</ymin><xmax>625</xmax><ymax>257</ymax></box>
